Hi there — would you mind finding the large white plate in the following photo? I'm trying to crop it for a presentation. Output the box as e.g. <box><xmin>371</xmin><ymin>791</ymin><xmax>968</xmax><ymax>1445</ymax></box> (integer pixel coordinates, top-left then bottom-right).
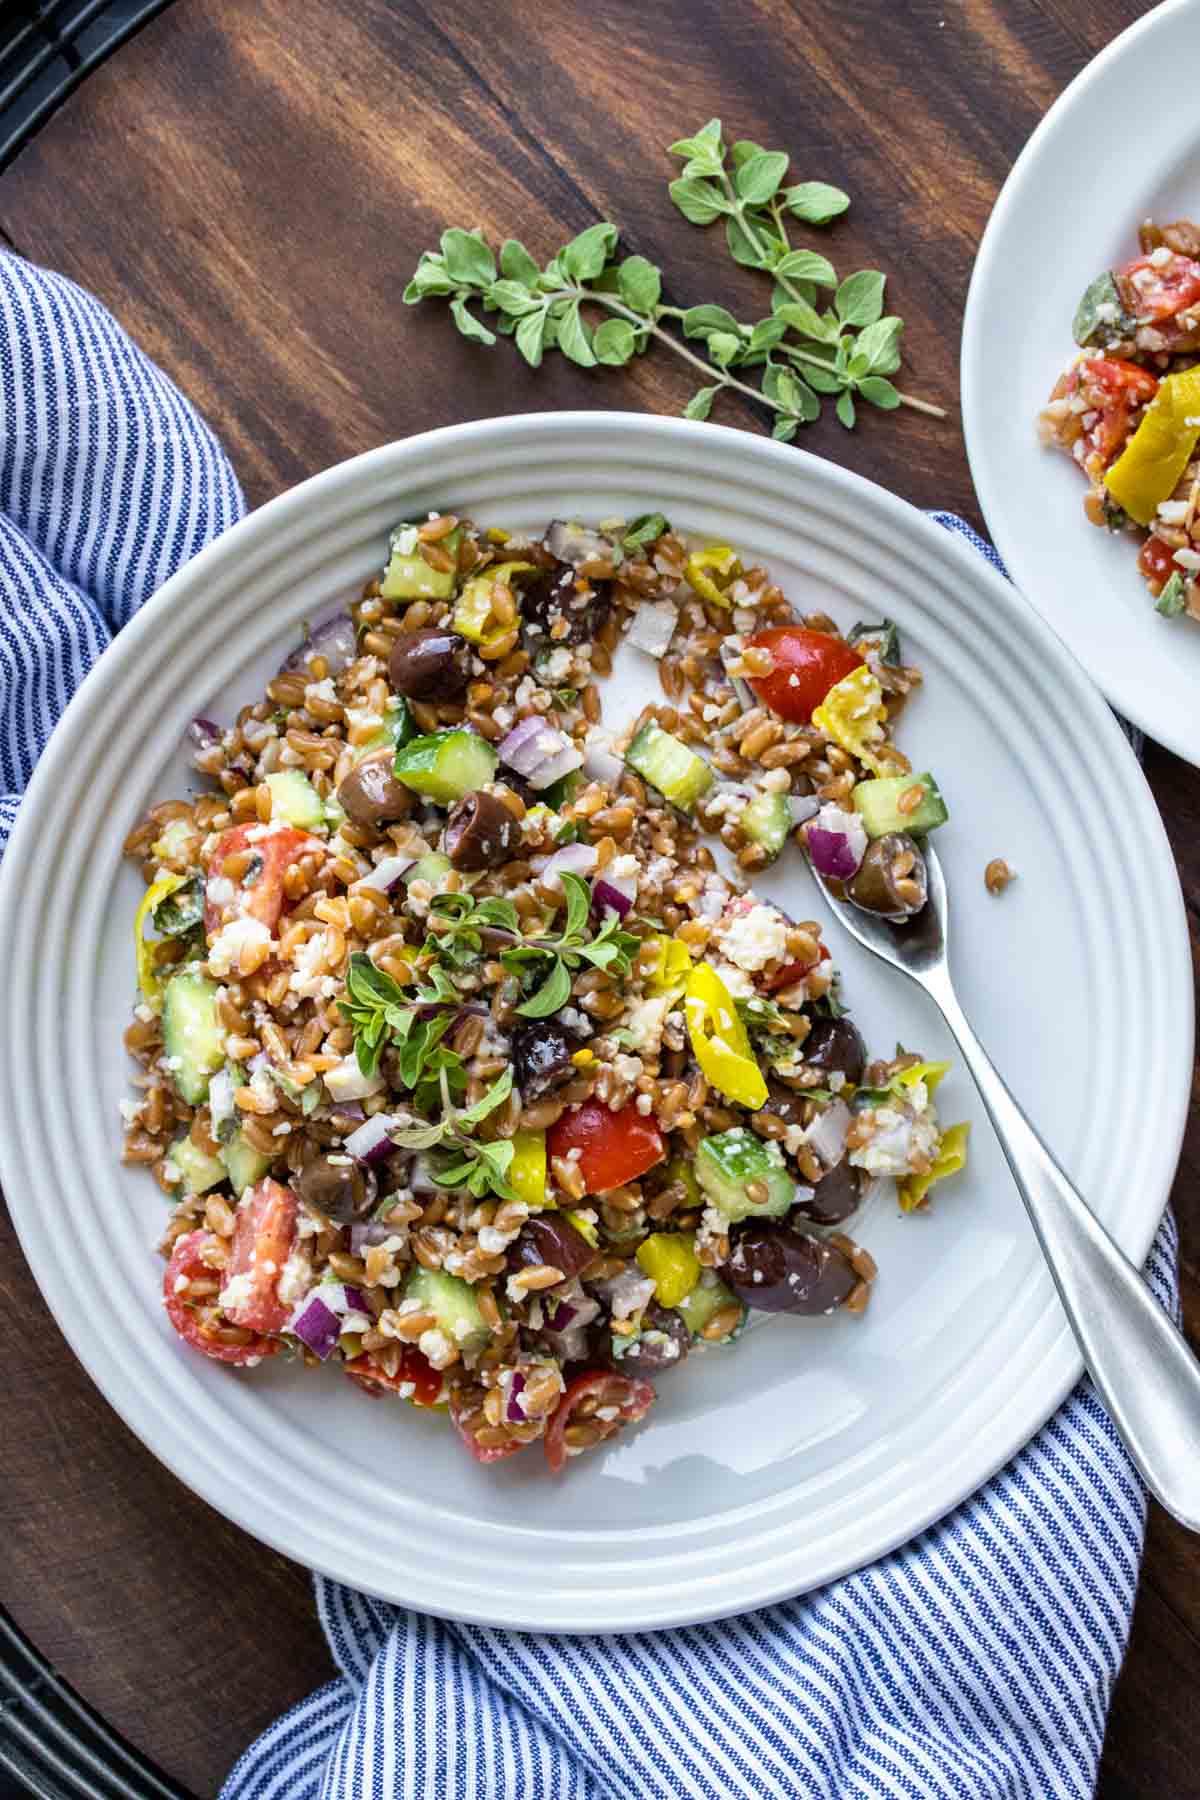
<box><xmin>962</xmin><ymin>0</ymin><xmax>1200</xmax><ymax>763</ymax></box>
<box><xmin>0</xmin><ymin>414</ymin><xmax>1188</xmax><ymax>1630</ymax></box>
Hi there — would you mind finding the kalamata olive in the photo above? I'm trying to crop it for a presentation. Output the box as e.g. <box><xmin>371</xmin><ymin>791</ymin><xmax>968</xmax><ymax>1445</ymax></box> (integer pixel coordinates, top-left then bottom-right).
<box><xmin>722</xmin><ymin>1221</ymin><xmax>857</xmax><ymax>1315</ymax></box>
<box><xmin>336</xmin><ymin>749</ymin><xmax>412</xmax><ymax>828</ymax></box>
<box><xmin>294</xmin><ymin>1154</ymin><xmax>368</xmax><ymax>1224</ymax></box>
<box><xmin>443</xmin><ymin>790</ymin><xmax>520</xmax><ymax>869</ymax></box>
<box><xmin>521</xmin><ymin>559</ymin><xmax>612</xmax><ymax>647</ymax></box>
<box><xmin>387</xmin><ymin>627</ymin><xmax>471</xmax><ymax>700</ymax></box>
<box><xmin>792</xmin><ymin>1158</ymin><xmax>867</xmax><ymax>1227</ymax></box>
<box><xmin>508</xmin><ymin>1215</ymin><xmax>594</xmax><ymax>1282</ymax></box>
<box><xmin>846</xmin><ymin>832</ymin><xmax>928</xmax><ymax>921</ymax></box>
<box><xmin>511</xmin><ymin>1020</ymin><xmax>577</xmax><ymax>1101</ymax></box>
<box><xmin>604</xmin><ymin>1304</ymin><xmax>689</xmax><ymax>1377</ymax></box>
<box><xmin>803</xmin><ymin>1015</ymin><xmax>867</xmax><ymax>1086</ymax></box>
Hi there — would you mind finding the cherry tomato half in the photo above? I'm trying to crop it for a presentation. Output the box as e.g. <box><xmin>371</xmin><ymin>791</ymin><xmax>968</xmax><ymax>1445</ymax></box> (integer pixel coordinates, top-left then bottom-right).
<box><xmin>222</xmin><ymin>1178</ymin><xmax>298</xmax><ymax>1335</ymax></box>
<box><xmin>346</xmin><ymin>1345</ymin><xmax>444</xmax><ymax>1408</ymax></box>
<box><xmin>1139</xmin><ymin>533</ymin><xmax>1178</xmax><ymax>595</ymax></box>
<box><xmin>764</xmin><ymin>941</ymin><xmax>830</xmax><ymax>992</ymax></box>
<box><xmin>745</xmin><ymin>627</ymin><xmax>864</xmax><ymax>724</ymax></box>
<box><xmin>204</xmin><ymin>824</ymin><xmax>318</xmax><ymax>934</ymax></box>
<box><xmin>1120</xmin><ymin>252</ymin><xmax>1200</xmax><ymax>323</ymax></box>
<box><xmin>1070</xmin><ymin>357</ymin><xmax>1160</xmax><ymax>465</ymax></box>
<box><xmin>163</xmin><ymin>1229</ymin><xmax>280</xmax><ymax>1366</ymax></box>
<box><xmin>448</xmin><ymin>1389</ymin><xmax>530</xmax><ymax>1463</ymax></box>
<box><xmin>544</xmin><ymin>1371</ymin><xmax>656</xmax><ymax>1473</ymax></box>
<box><xmin>547</xmin><ymin>1101</ymin><xmax>665</xmax><ymax>1195</ymax></box>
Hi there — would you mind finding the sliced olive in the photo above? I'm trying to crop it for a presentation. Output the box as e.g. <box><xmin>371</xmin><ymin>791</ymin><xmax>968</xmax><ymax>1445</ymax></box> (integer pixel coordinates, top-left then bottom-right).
<box><xmin>336</xmin><ymin>749</ymin><xmax>413</xmax><ymax>827</ymax></box>
<box><xmin>792</xmin><ymin>1158</ymin><xmax>867</xmax><ymax>1227</ymax></box>
<box><xmin>294</xmin><ymin>1154</ymin><xmax>368</xmax><ymax>1224</ymax></box>
<box><xmin>722</xmin><ymin>1220</ymin><xmax>857</xmax><ymax>1315</ymax></box>
<box><xmin>443</xmin><ymin>790</ymin><xmax>521</xmax><ymax>869</ymax></box>
<box><xmin>387</xmin><ymin>627</ymin><xmax>471</xmax><ymax>701</ymax></box>
<box><xmin>521</xmin><ymin>559</ymin><xmax>612</xmax><ymax>647</ymax></box>
<box><xmin>511</xmin><ymin>1020</ymin><xmax>577</xmax><ymax>1101</ymax></box>
<box><xmin>605</xmin><ymin>1303</ymin><xmax>690</xmax><ymax>1377</ymax></box>
<box><xmin>846</xmin><ymin>832</ymin><xmax>927</xmax><ymax>921</ymax></box>
<box><xmin>508</xmin><ymin>1214</ymin><xmax>594</xmax><ymax>1281</ymax></box>
<box><xmin>803</xmin><ymin>1015</ymin><xmax>867</xmax><ymax>1086</ymax></box>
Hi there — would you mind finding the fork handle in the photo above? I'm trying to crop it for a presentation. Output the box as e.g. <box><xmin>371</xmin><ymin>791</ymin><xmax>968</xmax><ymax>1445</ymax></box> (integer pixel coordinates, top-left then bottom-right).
<box><xmin>928</xmin><ymin>971</ymin><xmax>1200</xmax><ymax>1527</ymax></box>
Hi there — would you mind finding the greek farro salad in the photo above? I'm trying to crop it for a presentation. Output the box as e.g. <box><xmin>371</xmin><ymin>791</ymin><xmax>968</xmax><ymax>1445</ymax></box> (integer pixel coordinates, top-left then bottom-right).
<box><xmin>123</xmin><ymin>511</ymin><xmax>968</xmax><ymax>1472</ymax></box>
<box><xmin>1040</xmin><ymin>218</ymin><xmax>1200</xmax><ymax>620</ymax></box>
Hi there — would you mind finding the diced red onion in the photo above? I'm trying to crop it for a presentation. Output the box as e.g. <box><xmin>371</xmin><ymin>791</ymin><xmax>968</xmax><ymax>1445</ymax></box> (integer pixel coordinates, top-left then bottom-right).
<box><xmin>208</xmin><ymin>1067</ymin><xmax>238</xmax><ymax>1137</ymax></box>
<box><xmin>788</xmin><ymin>794</ymin><xmax>821</xmax><ymax>826</ymax></box>
<box><xmin>805</xmin><ymin>1099</ymin><xmax>851</xmax><ymax>1169</ymax></box>
<box><xmin>591</xmin><ymin>876</ymin><xmax>634</xmax><ymax>920</ymax></box>
<box><xmin>331</xmin><ymin>1101</ymin><xmax>366</xmax><ymax>1124</ymax></box>
<box><xmin>545</xmin><ymin>520</ymin><xmax>616</xmax><ymax>565</ymax></box>
<box><xmin>807</xmin><ymin>827</ymin><xmax>862</xmax><ymax>881</ymax></box>
<box><xmin>358</xmin><ymin>852</ymin><xmax>418</xmax><ymax>895</ymax></box>
<box><xmin>544</xmin><ymin>1293</ymin><xmax>599</xmax><ymax>1336</ymax></box>
<box><xmin>287</xmin><ymin>1292</ymin><xmax>342</xmax><ymax>1360</ymax></box>
<box><xmin>540</xmin><ymin>842</ymin><xmax>598</xmax><ymax>889</ymax></box>
<box><xmin>187</xmin><ymin>717</ymin><xmax>222</xmax><ymax>749</ymax></box>
<box><xmin>344</xmin><ymin>1113</ymin><xmax>401</xmax><ymax>1165</ymax></box>
<box><xmin>594</xmin><ymin>1271</ymin><xmax>655</xmax><ymax>1318</ymax></box>
<box><xmin>627</xmin><ymin>599</ymin><xmax>678</xmax><ymax>658</ymax></box>
<box><xmin>582</xmin><ymin>730</ymin><xmax>623</xmax><ymax>785</ymax></box>
<box><xmin>350</xmin><ymin>1220</ymin><xmax>396</xmax><ymax>1254</ymax></box>
<box><xmin>283</xmin><ymin>610</ymin><xmax>359</xmax><ymax>676</ymax></box>
<box><xmin>324</xmin><ymin>1055</ymin><xmax>386</xmax><ymax>1103</ymax></box>
<box><xmin>504</xmin><ymin>1370</ymin><xmax>528</xmax><ymax>1423</ymax></box>
<box><xmin>498</xmin><ymin>716</ymin><xmax>584</xmax><ymax>790</ymax></box>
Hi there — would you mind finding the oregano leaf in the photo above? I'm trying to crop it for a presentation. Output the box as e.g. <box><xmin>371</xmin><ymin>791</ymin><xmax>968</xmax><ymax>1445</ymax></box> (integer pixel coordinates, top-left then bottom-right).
<box><xmin>563</xmin><ymin>222</ymin><xmax>619</xmax><ymax>281</ymax></box>
<box><xmin>617</xmin><ymin>255</ymin><xmax>662</xmax><ymax>314</ymax></box>
<box><xmin>858</xmin><ymin>375</ymin><xmax>900</xmax><ymax>409</ymax></box>
<box><xmin>593</xmin><ymin>318</ymin><xmax>637</xmax><ymax>365</ymax></box>
<box><xmin>500</xmin><ymin>238</ymin><xmax>541</xmax><ymax>285</ymax></box>
<box><xmin>557</xmin><ymin>300</ymin><xmax>596</xmax><ymax>367</ymax></box>
<box><xmin>784</xmin><ymin>181</ymin><xmax>851</xmax><ymax>224</ymax></box>
<box><xmin>684</xmin><ymin>386</ymin><xmax>718</xmax><ymax>420</ymax></box>
<box><xmin>836</xmin><ymin>389</ymin><xmax>857</xmax><ymax>428</ymax></box>
<box><xmin>440</xmin><ymin>228</ymin><xmax>496</xmax><ymax>288</ymax></box>
<box><xmin>670</xmin><ymin>178</ymin><xmax>730</xmax><ymax>225</ymax></box>
<box><xmin>835</xmin><ymin>270</ymin><xmax>886</xmax><ymax>327</ymax></box>
<box><xmin>775</xmin><ymin>249</ymin><xmax>837</xmax><ymax>288</ymax></box>
<box><xmin>734</xmin><ymin>149</ymin><xmax>789</xmax><ymax>206</ymax></box>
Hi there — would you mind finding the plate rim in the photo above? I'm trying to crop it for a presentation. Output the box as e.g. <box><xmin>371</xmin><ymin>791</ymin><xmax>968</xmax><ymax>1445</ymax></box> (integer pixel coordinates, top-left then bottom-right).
<box><xmin>0</xmin><ymin>410</ymin><xmax>1189</xmax><ymax>1629</ymax></box>
<box><xmin>960</xmin><ymin>0</ymin><xmax>1198</xmax><ymax>760</ymax></box>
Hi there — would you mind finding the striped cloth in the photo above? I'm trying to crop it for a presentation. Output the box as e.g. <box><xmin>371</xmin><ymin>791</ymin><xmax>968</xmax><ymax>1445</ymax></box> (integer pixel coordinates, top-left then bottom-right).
<box><xmin>0</xmin><ymin>252</ymin><xmax>1175</xmax><ymax>1799</ymax></box>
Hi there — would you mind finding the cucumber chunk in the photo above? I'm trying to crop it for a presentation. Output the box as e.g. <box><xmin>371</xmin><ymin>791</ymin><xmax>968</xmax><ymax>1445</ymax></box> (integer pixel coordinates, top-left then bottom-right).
<box><xmin>264</xmin><ymin>770</ymin><xmax>326</xmax><ymax>831</ymax></box>
<box><xmin>168</xmin><ymin>1135</ymin><xmax>227</xmax><ymax>1196</ymax></box>
<box><xmin>393</xmin><ymin>730</ymin><xmax>498</xmax><ymax>804</ymax></box>
<box><xmin>381</xmin><ymin>524</ymin><xmax>462</xmax><ymax>601</ymax></box>
<box><xmin>695</xmin><ymin>1129</ymin><xmax>795</xmax><ymax>1223</ymax></box>
<box><xmin>741</xmin><ymin>789</ymin><xmax>792</xmax><ymax>859</ymax></box>
<box><xmin>852</xmin><ymin>772</ymin><xmax>948</xmax><ymax>839</ymax></box>
<box><xmin>625</xmin><ymin>722</ymin><xmax>713</xmax><ymax>813</ymax></box>
<box><xmin>220</xmin><ymin>1130</ymin><xmax>274</xmax><ymax>1195</ymax></box>
<box><xmin>403</xmin><ymin>1266</ymin><xmax>489</xmax><ymax>1354</ymax></box>
<box><xmin>675</xmin><ymin>1271</ymin><xmax>745</xmax><ymax>1341</ymax></box>
<box><xmin>162</xmin><ymin>969</ymin><xmax>225</xmax><ymax>1105</ymax></box>
<box><xmin>405</xmin><ymin>850</ymin><xmax>453</xmax><ymax>887</ymax></box>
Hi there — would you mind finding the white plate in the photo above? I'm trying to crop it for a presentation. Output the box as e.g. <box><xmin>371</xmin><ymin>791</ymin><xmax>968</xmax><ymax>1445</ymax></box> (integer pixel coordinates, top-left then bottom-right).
<box><xmin>962</xmin><ymin>0</ymin><xmax>1200</xmax><ymax>763</ymax></box>
<box><xmin>0</xmin><ymin>414</ymin><xmax>1188</xmax><ymax>1630</ymax></box>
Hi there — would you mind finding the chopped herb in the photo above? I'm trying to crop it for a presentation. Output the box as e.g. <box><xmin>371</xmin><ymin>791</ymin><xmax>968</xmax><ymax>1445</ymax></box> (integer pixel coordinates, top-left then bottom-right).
<box><xmin>152</xmin><ymin>880</ymin><xmax>204</xmax><ymax>939</ymax></box>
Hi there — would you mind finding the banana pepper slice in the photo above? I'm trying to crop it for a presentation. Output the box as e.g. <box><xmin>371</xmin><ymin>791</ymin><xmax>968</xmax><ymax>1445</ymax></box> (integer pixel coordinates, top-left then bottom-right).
<box><xmin>684</xmin><ymin>544</ymin><xmax>740</xmax><ymax>609</ymax></box>
<box><xmin>507</xmin><ymin>1129</ymin><xmax>548</xmax><ymax>1209</ymax></box>
<box><xmin>1104</xmin><ymin>367</ymin><xmax>1200</xmax><ymax>526</ymax></box>
<box><xmin>811</xmin><ymin>665</ymin><xmax>889</xmax><ymax>776</ymax></box>
<box><xmin>643</xmin><ymin>934</ymin><xmax>695</xmax><ymax>996</ymax></box>
<box><xmin>452</xmin><ymin>560</ymin><xmax>535</xmax><ymax>647</ymax></box>
<box><xmin>684</xmin><ymin>963</ymin><xmax>768</xmax><ymax>1110</ymax></box>
<box><xmin>898</xmin><ymin>1121</ymin><xmax>970</xmax><ymax>1213</ymax></box>
<box><xmin>134</xmin><ymin>872</ymin><xmax>187</xmax><ymax>1011</ymax></box>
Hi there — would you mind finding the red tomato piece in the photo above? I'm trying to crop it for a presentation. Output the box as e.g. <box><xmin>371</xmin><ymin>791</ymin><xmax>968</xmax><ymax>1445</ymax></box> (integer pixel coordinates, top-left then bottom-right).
<box><xmin>544</xmin><ymin>1371</ymin><xmax>656</xmax><ymax>1474</ymax></box>
<box><xmin>163</xmin><ymin>1230</ymin><xmax>280</xmax><ymax>1366</ymax></box>
<box><xmin>448</xmin><ymin>1389</ymin><xmax>530</xmax><ymax>1463</ymax></box>
<box><xmin>346</xmin><ymin>1345</ymin><xmax>445</xmax><ymax>1408</ymax></box>
<box><xmin>745</xmin><ymin>626</ymin><xmax>864</xmax><ymax>724</ymax></box>
<box><xmin>547</xmin><ymin>1101</ymin><xmax>665</xmax><ymax>1195</ymax></box>
<box><xmin>1068</xmin><ymin>357</ymin><xmax>1161</xmax><ymax>465</ymax></box>
<box><xmin>1120</xmin><ymin>252</ymin><xmax>1200</xmax><ymax>322</ymax></box>
<box><xmin>1139</xmin><ymin>533</ymin><xmax>1178</xmax><ymax>594</ymax></box>
<box><xmin>764</xmin><ymin>941</ymin><xmax>830</xmax><ymax>992</ymax></box>
<box><xmin>222</xmin><ymin>1178</ymin><xmax>298</xmax><ymax>1335</ymax></box>
<box><xmin>204</xmin><ymin>824</ymin><xmax>317</xmax><ymax>934</ymax></box>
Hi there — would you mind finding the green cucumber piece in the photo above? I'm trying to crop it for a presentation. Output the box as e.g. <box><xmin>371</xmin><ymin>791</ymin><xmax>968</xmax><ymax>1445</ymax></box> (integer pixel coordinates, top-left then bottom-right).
<box><xmin>625</xmin><ymin>722</ymin><xmax>713</xmax><ymax>812</ymax></box>
<box><xmin>381</xmin><ymin>524</ymin><xmax>462</xmax><ymax>601</ymax></box>
<box><xmin>162</xmin><ymin>970</ymin><xmax>225</xmax><ymax>1105</ymax></box>
<box><xmin>675</xmin><ymin>1272</ymin><xmax>745</xmax><ymax>1342</ymax></box>
<box><xmin>220</xmin><ymin>1130</ymin><xmax>274</xmax><ymax>1195</ymax></box>
<box><xmin>694</xmin><ymin>1129</ymin><xmax>795</xmax><ymax>1224</ymax></box>
<box><xmin>406</xmin><ymin>850</ymin><xmax>453</xmax><ymax>887</ymax></box>
<box><xmin>393</xmin><ymin>730</ymin><xmax>498</xmax><ymax>804</ymax></box>
<box><xmin>168</xmin><ymin>1135</ymin><xmax>227</xmax><ymax>1196</ymax></box>
<box><xmin>852</xmin><ymin>772</ymin><xmax>948</xmax><ymax>839</ymax></box>
<box><xmin>264</xmin><ymin>770</ymin><xmax>326</xmax><ymax>831</ymax></box>
<box><xmin>741</xmin><ymin>790</ymin><xmax>792</xmax><ymax>859</ymax></box>
<box><xmin>403</xmin><ymin>1266</ymin><xmax>489</xmax><ymax>1354</ymax></box>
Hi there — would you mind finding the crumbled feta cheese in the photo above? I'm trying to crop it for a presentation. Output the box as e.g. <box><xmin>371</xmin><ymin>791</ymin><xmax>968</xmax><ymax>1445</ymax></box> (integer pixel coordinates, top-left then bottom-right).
<box><xmin>289</xmin><ymin>928</ymin><xmax>332</xmax><ymax>999</ymax></box>
<box><xmin>540</xmin><ymin>646</ymin><xmax>573</xmax><ymax>683</ymax></box>
<box><xmin>623</xmin><ymin>992</ymin><xmax>672</xmax><ymax>1058</ymax></box>
<box><xmin>304</xmin><ymin>677</ymin><xmax>339</xmax><ymax>708</ymax></box>
<box><xmin>1149</xmin><ymin>245</ymin><xmax>1173</xmax><ymax>268</ymax></box>
<box><xmin>418</xmin><ymin>1328</ymin><xmax>457</xmax><ymax>1370</ymax></box>
<box><xmin>218</xmin><ymin>1271</ymin><xmax>254</xmax><ymax>1311</ymax></box>
<box><xmin>207</xmin><ymin>916</ymin><xmax>274</xmax><ymax>976</ymax></box>
<box><xmin>206</xmin><ymin>875</ymin><xmax>237</xmax><ymax>910</ymax></box>
<box><xmin>118</xmin><ymin>1098</ymin><xmax>142</xmax><ymax>1124</ymax></box>
<box><xmin>1157</xmin><ymin>499</ymin><xmax>1191</xmax><ymax>524</ymax></box>
<box><xmin>276</xmin><ymin>1249</ymin><xmax>314</xmax><ymax>1307</ymax></box>
<box><xmin>1173</xmin><ymin>547</ymin><xmax>1200</xmax><ymax>571</ymax></box>
<box><xmin>718</xmin><ymin>901</ymin><xmax>789</xmax><ymax>972</ymax></box>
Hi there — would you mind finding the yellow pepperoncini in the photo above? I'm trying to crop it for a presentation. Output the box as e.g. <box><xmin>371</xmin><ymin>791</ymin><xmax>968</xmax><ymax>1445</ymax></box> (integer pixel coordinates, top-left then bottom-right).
<box><xmin>643</xmin><ymin>934</ymin><xmax>695</xmax><ymax>996</ymax></box>
<box><xmin>811</xmin><ymin>665</ymin><xmax>889</xmax><ymax>776</ymax></box>
<box><xmin>684</xmin><ymin>963</ymin><xmax>768</xmax><ymax>1111</ymax></box>
<box><xmin>134</xmin><ymin>872</ymin><xmax>186</xmax><ymax>1012</ymax></box>
<box><xmin>898</xmin><ymin>1122</ymin><xmax>971</xmax><ymax>1213</ymax></box>
<box><xmin>636</xmin><ymin>1231</ymin><xmax>701</xmax><ymax>1306</ymax></box>
<box><xmin>451</xmin><ymin>560</ymin><xmax>535</xmax><ymax>647</ymax></box>
<box><xmin>508</xmin><ymin>1130</ymin><xmax>548</xmax><ymax>1209</ymax></box>
<box><xmin>1104</xmin><ymin>368</ymin><xmax>1200</xmax><ymax>526</ymax></box>
<box><xmin>684</xmin><ymin>544</ymin><xmax>740</xmax><ymax>609</ymax></box>
<box><xmin>565</xmin><ymin>1208</ymin><xmax>599</xmax><ymax>1247</ymax></box>
<box><xmin>893</xmin><ymin>1060</ymin><xmax>951</xmax><ymax>1099</ymax></box>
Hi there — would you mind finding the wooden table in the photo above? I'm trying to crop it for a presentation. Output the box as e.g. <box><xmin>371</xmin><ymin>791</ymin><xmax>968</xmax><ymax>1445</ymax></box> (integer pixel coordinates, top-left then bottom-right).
<box><xmin>1</xmin><ymin>1</ymin><xmax>1197</xmax><ymax>1792</ymax></box>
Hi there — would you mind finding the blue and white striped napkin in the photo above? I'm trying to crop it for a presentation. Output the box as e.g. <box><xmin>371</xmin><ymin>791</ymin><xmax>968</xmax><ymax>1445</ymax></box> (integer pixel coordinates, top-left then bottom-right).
<box><xmin>0</xmin><ymin>250</ymin><xmax>1176</xmax><ymax>1800</ymax></box>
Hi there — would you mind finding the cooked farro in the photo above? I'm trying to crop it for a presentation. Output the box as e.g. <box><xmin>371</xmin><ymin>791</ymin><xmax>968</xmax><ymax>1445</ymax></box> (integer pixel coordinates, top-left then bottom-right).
<box><xmin>128</xmin><ymin>510</ymin><xmax>968</xmax><ymax>1474</ymax></box>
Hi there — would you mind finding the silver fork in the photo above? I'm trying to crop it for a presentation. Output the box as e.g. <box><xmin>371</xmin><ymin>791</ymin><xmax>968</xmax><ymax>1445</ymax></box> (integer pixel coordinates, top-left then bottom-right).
<box><xmin>811</xmin><ymin>838</ymin><xmax>1200</xmax><ymax>1529</ymax></box>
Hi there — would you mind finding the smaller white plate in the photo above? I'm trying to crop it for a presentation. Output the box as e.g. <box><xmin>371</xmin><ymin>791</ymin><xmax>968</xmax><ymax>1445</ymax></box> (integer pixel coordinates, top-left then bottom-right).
<box><xmin>962</xmin><ymin>0</ymin><xmax>1200</xmax><ymax>763</ymax></box>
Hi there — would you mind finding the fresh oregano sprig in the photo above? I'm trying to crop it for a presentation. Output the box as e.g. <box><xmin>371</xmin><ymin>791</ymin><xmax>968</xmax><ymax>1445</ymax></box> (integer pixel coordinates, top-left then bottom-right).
<box><xmin>404</xmin><ymin>121</ymin><xmax>943</xmax><ymax>439</ymax></box>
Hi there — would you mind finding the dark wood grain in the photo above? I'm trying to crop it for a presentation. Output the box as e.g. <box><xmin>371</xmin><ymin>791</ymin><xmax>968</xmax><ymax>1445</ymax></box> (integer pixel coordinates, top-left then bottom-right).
<box><xmin>0</xmin><ymin>0</ymin><xmax>1196</xmax><ymax>1792</ymax></box>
